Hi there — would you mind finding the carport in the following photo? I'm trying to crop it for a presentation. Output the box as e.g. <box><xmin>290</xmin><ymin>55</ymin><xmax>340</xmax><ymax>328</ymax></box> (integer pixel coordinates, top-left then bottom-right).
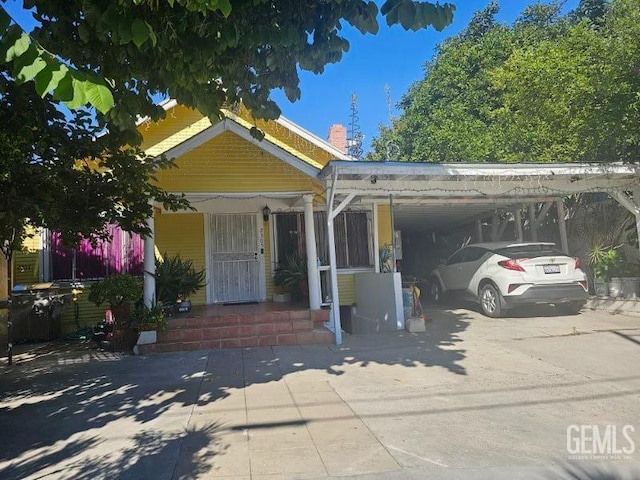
<box><xmin>319</xmin><ymin>161</ymin><xmax>640</xmax><ymax>343</ymax></box>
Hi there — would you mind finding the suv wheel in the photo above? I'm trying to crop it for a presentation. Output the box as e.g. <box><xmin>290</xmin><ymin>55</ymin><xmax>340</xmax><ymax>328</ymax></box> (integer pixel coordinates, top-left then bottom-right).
<box><xmin>429</xmin><ymin>279</ymin><xmax>443</xmax><ymax>303</ymax></box>
<box><xmin>479</xmin><ymin>283</ymin><xmax>505</xmax><ymax>318</ymax></box>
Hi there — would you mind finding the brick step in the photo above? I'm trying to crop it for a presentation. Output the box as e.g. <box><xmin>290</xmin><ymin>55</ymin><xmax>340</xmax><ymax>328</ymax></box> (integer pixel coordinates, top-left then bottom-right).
<box><xmin>138</xmin><ymin>328</ymin><xmax>334</xmax><ymax>355</ymax></box>
<box><xmin>158</xmin><ymin>317</ymin><xmax>318</xmax><ymax>342</ymax></box>
<box><xmin>164</xmin><ymin>309</ymin><xmax>329</xmax><ymax>331</ymax></box>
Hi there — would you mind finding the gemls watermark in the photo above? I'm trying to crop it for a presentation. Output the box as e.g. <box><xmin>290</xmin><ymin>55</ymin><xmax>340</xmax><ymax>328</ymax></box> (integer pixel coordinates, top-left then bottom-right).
<box><xmin>567</xmin><ymin>425</ymin><xmax>636</xmax><ymax>460</ymax></box>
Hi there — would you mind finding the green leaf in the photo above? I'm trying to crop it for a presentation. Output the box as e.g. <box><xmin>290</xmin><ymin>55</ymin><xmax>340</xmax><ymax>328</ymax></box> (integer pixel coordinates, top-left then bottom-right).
<box><xmin>78</xmin><ymin>23</ymin><xmax>90</xmax><ymax>43</ymax></box>
<box><xmin>15</xmin><ymin>51</ymin><xmax>47</xmax><ymax>83</ymax></box>
<box><xmin>64</xmin><ymin>79</ymin><xmax>87</xmax><ymax>109</ymax></box>
<box><xmin>34</xmin><ymin>63</ymin><xmax>69</xmax><ymax>97</ymax></box>
<box><xmin>52</xmin><ymin>71</ymin><xmax>74</xmax><ymax>102</ymax></box>
<box><xmin>85</xmin><ymin>82</ymin><xmax>115</xmax><ymax>114</ymax></box>
<box><xmin>131</xmin><ymin>19</ymin><xmax>150</xmax><ymax>48</ymax></box>
<box><xmin>5</xmin><ymin>34</ymin><xmax>30</xmax><ymax>62</ymax></box>
<box><xmin>0</xmin><ymin>8</ymin><xmax>11</xmax><ymax>33</ymax></box>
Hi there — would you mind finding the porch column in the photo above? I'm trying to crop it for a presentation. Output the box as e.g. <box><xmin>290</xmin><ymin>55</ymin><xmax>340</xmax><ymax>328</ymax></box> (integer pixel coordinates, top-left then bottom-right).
<box><xmin>143</xmin><ymin>204</ymin><xmax>156</xmax><ymax>308</ymax></box>
<box><xmin>529</xmin><ymin>204</ymin><xmax>538</xmax><ymax>241</ymax></box>
<box><xmin>556</xmin><ymin>199</ymin><xmax>569</xmax><ymax>254</ymax></box>
<box><xmin>610</xmin><ymin>189</ymin><xmax>640</xmax><ymax>260</ymax></box>
<box><xmin>475</xmin><ymin>218</ymin><xmax>483</xmax><ymax>243</ymax></box>
<box><xmin>514</xmin><ymin>209</ymin><xmax>523</xmax><ymax>242</ymax></box>
<box><xmin>491</xmin><ymin>213</ymin><xmax>500</xmax><ymax>242</ymax></box>
<box><xmin>303</xmin><ymin>194</ymin><xmax>321</xmax><ymax>310</ymax></box>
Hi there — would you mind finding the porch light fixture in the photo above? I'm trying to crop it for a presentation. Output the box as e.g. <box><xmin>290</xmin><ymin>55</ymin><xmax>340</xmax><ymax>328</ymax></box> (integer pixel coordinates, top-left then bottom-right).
<box><xmin>262</xmin><ymin>205</ymin><xmax>271</xmax><ymax>221</ymax></box>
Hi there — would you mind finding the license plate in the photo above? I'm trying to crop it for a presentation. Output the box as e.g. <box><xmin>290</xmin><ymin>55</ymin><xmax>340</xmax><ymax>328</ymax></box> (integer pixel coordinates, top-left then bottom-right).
<box><xmin>543</xmin><ymin>264</ymin><xmax>561</xmax><ymax>274</ymax></box>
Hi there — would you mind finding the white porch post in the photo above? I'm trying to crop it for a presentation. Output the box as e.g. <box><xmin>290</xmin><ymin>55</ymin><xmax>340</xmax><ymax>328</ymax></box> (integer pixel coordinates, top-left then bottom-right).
<box><xmin>529</xmin><ymin>204</ymin><xmax>538</xmax><ymax>241</ymax></box>
<box><xmin>475</xmin><ymin>218</ymin><xmax>483</xmax><ymax>243</ymax></box>
<box><xmin>556</xmin><ymin>199</ymin><xmax>569</xmax><ymax>254</ymax></box>
<box><xmin>303</xmin><ymin>194</ymin><xmax>321</xmax><ymax>310</ymax></box>
<box><xmin>491</xmin><ymin>213</ymin><xmax>500</xmax><ymax>242</ymax></box>
<box><xmin>610</xmin><ymin>189</ymin><xmax>640</xmax><ymax>260</ymax></box>
<box><xmin>514</xmin><ymin>209</ymin><xmax>523</xmax><ymax>242</ymax></box>
<box><xmin>143</xmin><ymin>204</ymin><xmax>156</xmax><ymax>308</ymax></box>
<box><xmin>326</xmin><ymin>174</ymin><xmax>342</xmax><ymax>345</ymax></box>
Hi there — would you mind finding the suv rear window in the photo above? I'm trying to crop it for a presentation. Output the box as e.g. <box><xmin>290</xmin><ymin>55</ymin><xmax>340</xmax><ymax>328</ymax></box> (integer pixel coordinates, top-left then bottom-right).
<box><xmin>495</xmin><ymin>244</ymin><xmax>564</xmax><ymax>259</ymax></box>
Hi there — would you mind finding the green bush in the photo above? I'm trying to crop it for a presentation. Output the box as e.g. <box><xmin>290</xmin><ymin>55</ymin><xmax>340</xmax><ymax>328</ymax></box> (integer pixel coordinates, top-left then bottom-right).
<box><xmin>155</xmin><ymin>253</ymin><xmax>206</xmax><ymax>306</ymax></box>
<box><xmin>589</xmin><ymin>245</ymin><xmax>623</xmax><ymax>282</ymax></box>
<box><xmin>88</xmin><ymin>274</ymin><xmax>142</xmax><ymax>307</ymax></box>
<box><xmin>274</xmin><ymin>253</ymin><xmax>308</xmax><ymax>299</ymax></box>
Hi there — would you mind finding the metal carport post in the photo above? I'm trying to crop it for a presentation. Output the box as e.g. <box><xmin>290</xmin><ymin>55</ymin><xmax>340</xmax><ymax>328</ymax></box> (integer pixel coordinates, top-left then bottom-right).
<box><xmin>326</xmin><ymin>169</ymin><xmax>356</xmax><ymax>345</ymax></box>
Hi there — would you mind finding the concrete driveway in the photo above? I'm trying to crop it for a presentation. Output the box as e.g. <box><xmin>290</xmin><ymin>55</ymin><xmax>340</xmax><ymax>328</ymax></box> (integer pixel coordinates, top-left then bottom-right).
<box><xmin>1</xmin><ymin>305</ymin><xmax>639</xmax><ymax>479</ymax></box>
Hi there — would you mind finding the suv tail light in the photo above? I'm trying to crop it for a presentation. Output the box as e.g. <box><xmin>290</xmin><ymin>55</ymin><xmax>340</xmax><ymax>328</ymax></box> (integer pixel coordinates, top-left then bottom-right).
<box><xmin>575</xmin><ymin>257</ymin><xmax>581</xmax><ymax>269</ymax></box>
<box><xmin>579</xmin><ymin>280</ymin><xmax>588</xmax><ymax>291</ymax></box>
<box><xmin>498</xmin><ymin>259</ymin><xmax>526</xmax><ymax>272</ymax></box>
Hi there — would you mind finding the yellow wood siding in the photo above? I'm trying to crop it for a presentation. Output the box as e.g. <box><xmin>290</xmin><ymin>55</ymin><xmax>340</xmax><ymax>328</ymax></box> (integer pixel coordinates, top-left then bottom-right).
<box><xmin>140</xmin><ymin>103</ymin><xmax>336</xmax><ymax>167</ymax></box>
<box><xmin>241</xmin><ymin>111</ymin><xmax>335</xmax><ymax>166</ymax></box>
<box><xmin>377</xmin><ymin>204</ymin><xmax>393</xmax><ymax>248</ymax></box>
<box><xmin>60</xmin><ymin>287</ymin><xmax>105</xmax><ymax>333</ymax></box>
<box><xmin>13</xmin><ymin>251</ymin><xmax>39</xmax><ymax>285</ymax></box>
<box><xmin>140</xmin><ymin>105</ymin><xmax>203</xmax><ymax>151</ymax></box>
<box><xmin>155</xmin><ymin>213</ymin><xmax>207</xmax><ymax>305</ymax></box>
<box><xmin>154</xmin><ymin>131</ymin><xmax>319</xmax><ymax>193</ymax></box>
<box><xmin>337</xmin><ymin>274</ymin><xmax>356</xmax><ymax>305</ymax></box>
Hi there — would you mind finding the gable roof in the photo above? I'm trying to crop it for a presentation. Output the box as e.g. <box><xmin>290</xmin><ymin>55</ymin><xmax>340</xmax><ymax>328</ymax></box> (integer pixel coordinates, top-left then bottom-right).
<box><xmin>141</xmin><ymin>100</ymin><xmax>349</xmax><ymax>178</ymax></box>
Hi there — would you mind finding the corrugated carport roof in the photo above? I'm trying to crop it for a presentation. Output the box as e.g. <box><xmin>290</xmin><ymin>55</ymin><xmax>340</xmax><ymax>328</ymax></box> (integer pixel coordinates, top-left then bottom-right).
<box><xmin>319</xmin><ymin>161</ymin><xmax>640</xmax><ymax>231</ymax></box>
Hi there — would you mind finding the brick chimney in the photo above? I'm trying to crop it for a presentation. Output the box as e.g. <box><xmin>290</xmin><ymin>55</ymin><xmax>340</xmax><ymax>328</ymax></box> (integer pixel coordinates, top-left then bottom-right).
<box><xmin>327</xmin><ymin>124</ymin><xmax>347</xmax><ymax>154</ymax></box>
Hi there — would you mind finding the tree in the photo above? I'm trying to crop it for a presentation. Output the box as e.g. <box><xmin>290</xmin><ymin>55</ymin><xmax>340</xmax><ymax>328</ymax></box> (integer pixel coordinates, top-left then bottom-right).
<box><xmin>0</xmin><ymin>63</ymin><xmax>190</xmax><ymax>287</ymax></box>
<box><xmin>369</xmin><ymin>2</ymin><xmax>566</xmax><ymax>162</ymax></box>
<box><xmin>369</xmin><ymin>0</ymin><xmax>638</xmax><ymax>164</ymax></box>
<box><xmin>1</xmin><ymin>0</ymin><xmax>455</xmax><ymax>143</ymax></box>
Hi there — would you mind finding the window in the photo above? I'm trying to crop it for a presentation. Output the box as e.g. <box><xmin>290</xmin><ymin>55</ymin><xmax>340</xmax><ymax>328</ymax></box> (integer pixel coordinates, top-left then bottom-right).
<box><xmin>495</xmin><ymin>244</ymin><xmax>563</xmax><ymax>259</ymax></box>
<box><xmin>447</xmin><ymin>247</ymin><xmax>487</xmax><ymax>265</ymax></box>
<box><xmin>274</xmin><ymin>210</ymin><xmax>372</xmax><ymax>268</ymax></box>
<box><xmin>49</xmin><ymin>226</ymin><xmax>144</xmax><ymax>280</ymax></box>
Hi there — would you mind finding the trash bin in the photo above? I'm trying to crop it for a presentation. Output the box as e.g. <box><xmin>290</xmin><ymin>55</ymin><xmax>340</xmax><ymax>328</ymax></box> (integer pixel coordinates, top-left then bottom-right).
<box><xmin>10</xmin><ymin>283</ymin><xmax>66</xmax><ymax>342</ymax></box>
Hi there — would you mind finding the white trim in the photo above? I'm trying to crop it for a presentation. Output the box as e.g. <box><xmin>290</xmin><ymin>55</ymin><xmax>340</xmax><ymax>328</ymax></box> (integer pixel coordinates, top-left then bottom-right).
<box><xmin>275</xmin><ymin>115</ymin><xmax>351</xmax><ymax>160</ymax></box>
<box><xmin>161</xmin><ymin>120</ymin><xmax>227</xmax><ymax>160</ymax></box>
<box><xmin>373</xmin><ymin>203</ymin><xmax>380</xmax><ymax>273</ymax></box>
<box><xmin>225</xmin><ymin>120</ymin><xmax>320</xmax><ymax>177</ymax></box>
<box><xmin>176</xmin><ymin>191</ymin><xmax>314</xmax><ymax>200</ymax></box>
<box><xmin>136</xmin><ymin>99</ymin><xmax>179</xmax><ymax>126</ymax></box>
<box><xmin>204</xmin><ymin>214</ymin><xmax>213</xmax><ymax>304</ymax></box>
<box><xmin>320</xmin><ymin>161</ymin><xmax>640</xmax><ymax>179</ymax></box>
<box><xmin>257</xmin><ymin>212</ymin><xmax>267</xmax><ymax>302</ymax></box>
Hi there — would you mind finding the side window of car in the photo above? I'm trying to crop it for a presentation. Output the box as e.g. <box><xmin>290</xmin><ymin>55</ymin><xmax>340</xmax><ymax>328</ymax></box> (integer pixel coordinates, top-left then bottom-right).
<box><xmin>447</xmin><ymin>248</ymin><xmax>468</xmax><ymax>265</ymax></box>
<box><xmin>464</xmin><ymin>247</ymin><xmax>487</xmax><ymax>262</ymax></box>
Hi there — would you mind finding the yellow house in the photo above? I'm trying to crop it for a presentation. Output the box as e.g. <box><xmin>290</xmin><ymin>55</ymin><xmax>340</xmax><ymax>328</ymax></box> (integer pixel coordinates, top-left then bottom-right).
<box><xmin>141</xmin><ymin>100</ymin><xmax>393</xmax><ymax>321</ymax></box>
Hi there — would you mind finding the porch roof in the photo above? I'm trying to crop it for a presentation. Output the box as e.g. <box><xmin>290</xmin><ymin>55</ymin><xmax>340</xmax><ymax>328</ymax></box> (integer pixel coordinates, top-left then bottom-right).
<box><xmin>319</xmin><ymin>161</ymin><xmax>640</xmax><ymax>231</ymax></box>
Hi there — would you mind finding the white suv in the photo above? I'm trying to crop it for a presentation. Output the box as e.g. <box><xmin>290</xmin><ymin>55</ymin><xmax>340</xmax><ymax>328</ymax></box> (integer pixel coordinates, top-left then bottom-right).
<box><xmin>428</xmin><ymin>242</ymin><xmax>588</xmax><ymax>317</ymax></box>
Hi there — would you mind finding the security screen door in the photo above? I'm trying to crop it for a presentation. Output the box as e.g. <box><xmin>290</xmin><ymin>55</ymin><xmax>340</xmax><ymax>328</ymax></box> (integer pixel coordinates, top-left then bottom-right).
<box><xmin>209</xmin><ymin>214</ymin><xmax>260</xmax><ymax>303</ymax></box>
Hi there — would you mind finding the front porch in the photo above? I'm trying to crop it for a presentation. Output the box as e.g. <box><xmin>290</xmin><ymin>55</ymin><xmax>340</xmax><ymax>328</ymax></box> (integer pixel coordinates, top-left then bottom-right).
<box><xmin>137</xmin><ymin>303</ymin><xmax>333</xmax><ymax>354</ymax></box>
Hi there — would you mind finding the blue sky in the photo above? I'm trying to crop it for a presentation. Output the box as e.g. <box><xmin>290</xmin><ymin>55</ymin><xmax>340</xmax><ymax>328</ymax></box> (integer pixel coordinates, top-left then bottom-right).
<box><xmin>4</xmin><ymin>0</ymin><xmax>579</xmax><ymax>152</ymax></box>
<box><xmin>274</xmin><ymin>0</ymin><xmax>580</xmax><ymax>153</ymax></box>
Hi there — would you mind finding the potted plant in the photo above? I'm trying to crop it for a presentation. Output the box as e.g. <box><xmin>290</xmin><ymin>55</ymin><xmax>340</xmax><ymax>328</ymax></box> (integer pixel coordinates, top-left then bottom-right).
<box><xmin>274</xmin><ymin>253</ymin><xmax>308</xmax><ymax>302</ymax></box>
<box><xmin>155</xmin><ymin>253</ymin><xmax>206</xmax><ymax>313</ymax></box>
<box><xmin>88</xmin><ymin>274</ymin><xmax>142</xmax><ymax>323</ymax></box>
<box><xmin>88</xmin><ymin>274</ymin><xmax>142</xmax><ymax>351</ymax></box>
<box><xmin>588</xmin><ymin>245</ymin><xmax>623</xmax><ymax>297</ymax></box>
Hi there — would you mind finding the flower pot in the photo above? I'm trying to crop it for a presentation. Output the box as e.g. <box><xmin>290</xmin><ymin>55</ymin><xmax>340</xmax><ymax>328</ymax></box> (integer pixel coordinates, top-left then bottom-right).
<box><xmin>610</xmin><ymin>278</ymin><xmax>624</xmax><ymax>298</ymax></box>
<box><xmin>273</xmin><ymin>292</ymin><xmax>291</xmax><ymax>303</ymax></box>
<box><xmin>622</xmin><ymin>277</ymin><xmax>640</xmax><ymax>299</ymax></box>
<box><xmin>594</xmin><ymin>279</ymin><xmax>609</xmax><ymax>297</ymax></box>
